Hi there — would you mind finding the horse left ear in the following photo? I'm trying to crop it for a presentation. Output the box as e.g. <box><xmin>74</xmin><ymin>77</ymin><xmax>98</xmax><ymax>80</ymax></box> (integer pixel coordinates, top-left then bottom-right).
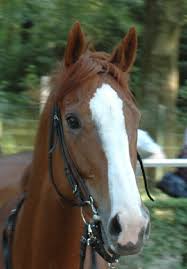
<box><xmin>64</xmin><ymin>22</ymin><xmax>86</xmax><ymax>67</ymax></box>
<box><xmin>110</xmin><ymin>27</ymin><xmax>137</xmax><ymax>72</ymax></box>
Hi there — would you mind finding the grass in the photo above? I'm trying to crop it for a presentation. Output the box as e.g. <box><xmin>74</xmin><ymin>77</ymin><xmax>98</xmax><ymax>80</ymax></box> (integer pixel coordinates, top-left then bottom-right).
<box><xmin>120</xmin><ymin>196</ymin><xmax>187</xmax><ymax>269</ymax></box>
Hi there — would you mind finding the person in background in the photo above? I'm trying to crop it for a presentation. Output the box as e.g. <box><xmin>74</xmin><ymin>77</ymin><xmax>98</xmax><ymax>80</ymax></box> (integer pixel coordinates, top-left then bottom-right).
<box><xmin>137</xmin><ymin>129</ymin><xmax>166</xmax><ymax>159</ymax></box>
<box><xmin>157</xmin><ymin>128</ymin><xmax>187</xmax><ymax>198</ymax></box>
<box><xmin>136</xmin><ymin>129</ymin><xmax>166</xmax><ymax>179</ymax></box>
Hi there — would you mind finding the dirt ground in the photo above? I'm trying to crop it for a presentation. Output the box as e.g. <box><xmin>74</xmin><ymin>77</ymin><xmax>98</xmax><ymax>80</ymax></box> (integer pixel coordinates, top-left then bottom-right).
<box><xmin>0</xmin><ymin>151</ymin><xmax>32</xmax><ymax>206</ymax></box>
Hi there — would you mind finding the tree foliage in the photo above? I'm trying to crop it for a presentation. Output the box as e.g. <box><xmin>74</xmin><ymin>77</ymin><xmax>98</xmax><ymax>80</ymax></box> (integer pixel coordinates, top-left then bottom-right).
<box><xmin>0</xmin><ymin>0</ymin><xmax>143</xmax><ymax>92</ymax></box>
<box><xmin>0</xmin><ymin>0</ymin><xmax>186</xmax><ymax>139</ymax></box>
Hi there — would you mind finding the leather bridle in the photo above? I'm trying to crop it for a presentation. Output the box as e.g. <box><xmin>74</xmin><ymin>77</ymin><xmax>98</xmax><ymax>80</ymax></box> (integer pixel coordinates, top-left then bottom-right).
<box><xmin>48</xmin><ymin>104</ymin><xmax>121</xmax><ymax>268</ymax></box>
<box><xmin>2</xmin><ymin>103</ymin><xmax>153</xmax><ymax>269</ymax></box>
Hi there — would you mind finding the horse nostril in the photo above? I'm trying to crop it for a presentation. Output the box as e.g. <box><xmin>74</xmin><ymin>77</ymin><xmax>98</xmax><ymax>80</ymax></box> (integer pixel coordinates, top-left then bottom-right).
<box><xmin>109</xmin><ymin>214</ymin><xmax>122</xmax><ymax>237</ymax></box>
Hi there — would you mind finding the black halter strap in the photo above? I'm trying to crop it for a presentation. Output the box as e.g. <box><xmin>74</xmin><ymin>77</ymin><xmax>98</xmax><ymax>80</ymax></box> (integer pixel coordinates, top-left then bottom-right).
<box><xmin>48</xmin><ymin>104</ymin><xmax>93</xmax><ymax>207</ymax></box>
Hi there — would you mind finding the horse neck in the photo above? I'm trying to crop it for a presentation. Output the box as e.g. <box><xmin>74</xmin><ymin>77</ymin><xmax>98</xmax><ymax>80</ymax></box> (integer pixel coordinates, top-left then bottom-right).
<box><xmin>13</xmin><ymin>192</ymin><xmax>83</xmax><ymax>268</ymax></box>
<box><xmin>12</xmin><ymin>102</ymin><xmax>84</xmax><ymax>269</ymax></box>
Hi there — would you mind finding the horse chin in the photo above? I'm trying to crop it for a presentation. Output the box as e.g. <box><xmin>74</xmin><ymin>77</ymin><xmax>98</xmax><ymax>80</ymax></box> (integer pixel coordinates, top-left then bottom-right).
<box><xmin>109</xmin><ymin>243</ymin><xmax>144</xmax><ymax>256</ymax></box>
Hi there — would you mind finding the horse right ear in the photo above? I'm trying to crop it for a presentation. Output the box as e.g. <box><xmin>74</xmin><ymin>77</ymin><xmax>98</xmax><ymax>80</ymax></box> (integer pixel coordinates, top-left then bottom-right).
<box><xmin>110</xmin><ymin>27</ymin><xmax>137</xmax><ymax>73</ymax></box>
<box><xmin>64</xmin><ymin>22</ymin><xmax>86</xmax><ymax>67</ymax></box>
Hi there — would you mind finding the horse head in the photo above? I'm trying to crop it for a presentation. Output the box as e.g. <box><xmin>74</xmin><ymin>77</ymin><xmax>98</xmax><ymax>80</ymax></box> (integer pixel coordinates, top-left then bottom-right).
<box><xmin>49</xmin><ymin>22</ymin><xmax>150</xmax><ymax>257</ymax></box>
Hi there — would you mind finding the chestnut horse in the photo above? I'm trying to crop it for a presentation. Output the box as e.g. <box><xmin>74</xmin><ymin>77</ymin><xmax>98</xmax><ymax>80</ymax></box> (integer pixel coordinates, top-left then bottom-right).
<box><xmin>1</xmin><ymin>22</ymin><xmax>150</xmax><ymax>269</ymax></box>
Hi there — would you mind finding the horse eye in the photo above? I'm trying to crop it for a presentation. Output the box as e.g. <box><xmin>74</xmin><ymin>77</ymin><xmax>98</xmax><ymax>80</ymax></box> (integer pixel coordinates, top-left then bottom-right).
<box><xmin>66</xmin><ymin>114</ymin><xmax>81</xmax><ymax>129</ymax></box>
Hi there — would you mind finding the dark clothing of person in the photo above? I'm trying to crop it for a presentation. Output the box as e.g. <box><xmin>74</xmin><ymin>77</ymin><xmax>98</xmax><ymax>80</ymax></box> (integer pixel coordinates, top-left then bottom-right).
<box><xmin>175</xmin><ymin>145</ymin><xmax>187</xmax><ymax>183</ymax></box>
<box><xmin>157</xmin><ymin>145</ymin><xmax>187</xmax><ymax>198</ymax></box>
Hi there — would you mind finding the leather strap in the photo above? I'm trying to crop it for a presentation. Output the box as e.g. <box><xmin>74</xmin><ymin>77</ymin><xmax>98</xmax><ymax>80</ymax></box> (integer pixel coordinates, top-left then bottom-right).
<box><xmin>48</xmin><ymin>104</ymin><xmax>92</xmax><ymax>207</ymax></box>
<box><xmin>137</xmin><ymin>152</ymin><xmax>154</xmax><ymax>201</ymax></box>
<box><xmin>2</xmin><ymin>195</ymin><xmax>25</xmax><ymax>269</ymax></box>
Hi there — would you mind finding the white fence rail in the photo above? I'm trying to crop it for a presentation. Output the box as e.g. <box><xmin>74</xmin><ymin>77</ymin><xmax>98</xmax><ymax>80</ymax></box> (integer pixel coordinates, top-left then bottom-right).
<box><xmin>143</xmin><ymin>159</ymin><xmax>187</xmax><ymax>168</ymax></box>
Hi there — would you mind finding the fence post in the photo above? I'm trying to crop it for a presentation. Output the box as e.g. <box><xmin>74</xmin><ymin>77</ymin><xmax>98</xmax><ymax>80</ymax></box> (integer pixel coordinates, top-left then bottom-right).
<box><xmin>40</xmin><ymin>76</ymin><xmax>50</xmax><ymax>113</ymax></box>
<box><xmin>156</xmin><ymin>104</ymin><xmax>167</xmax><ymax>180</ymax></box>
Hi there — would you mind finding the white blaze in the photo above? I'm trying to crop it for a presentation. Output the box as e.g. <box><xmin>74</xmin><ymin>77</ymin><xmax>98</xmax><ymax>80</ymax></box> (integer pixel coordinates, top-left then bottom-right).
<box><xmin>89</xmin><ymin>84</ymin><xmax>141</xmax><ymax>217</ymax></box>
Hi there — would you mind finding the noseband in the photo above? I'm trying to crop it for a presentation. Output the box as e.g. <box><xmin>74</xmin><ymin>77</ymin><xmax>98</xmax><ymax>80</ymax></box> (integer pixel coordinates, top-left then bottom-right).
<box><xmin>2</xmin><ymin>103</ymin><xmax>153</xmax><ymax>269</ymax></box>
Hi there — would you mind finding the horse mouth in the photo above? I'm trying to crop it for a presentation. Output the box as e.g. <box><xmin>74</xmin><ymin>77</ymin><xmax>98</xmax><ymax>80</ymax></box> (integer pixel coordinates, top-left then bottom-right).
<box><xmin>100</xmin><ymin>221</ymin><xmax>145</xmax><ymax>257</ymax></box>
<box><xmin>110</xmin><ymin>242</ymin><xmax>143</xmax><ymax>256</ymax></box>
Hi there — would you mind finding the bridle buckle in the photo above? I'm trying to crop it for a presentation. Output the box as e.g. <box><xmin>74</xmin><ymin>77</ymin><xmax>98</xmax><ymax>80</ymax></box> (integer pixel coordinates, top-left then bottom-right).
<box><xmin>80</xmin><ymin>196</ymin><xmax>101</xmax><ymax>224</ymax></box>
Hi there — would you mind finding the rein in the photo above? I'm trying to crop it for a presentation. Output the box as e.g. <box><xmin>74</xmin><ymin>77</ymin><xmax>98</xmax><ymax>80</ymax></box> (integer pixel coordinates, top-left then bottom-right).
<box><xmin>2</xmin><ymin>103</ymin><xmax>153</xmax><ymax>269</ymax></box>
<box><xmin>2</xmin><ymin>195</ymin><xmax>25</xmax><ymax>269</ymax></box>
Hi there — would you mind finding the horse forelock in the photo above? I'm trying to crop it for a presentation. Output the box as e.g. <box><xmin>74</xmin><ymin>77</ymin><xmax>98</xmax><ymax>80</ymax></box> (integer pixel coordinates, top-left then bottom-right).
<box><xmin>50</xmin><ymin>50</ymin><xmax>133</xmax><ymax>103</ymax></box>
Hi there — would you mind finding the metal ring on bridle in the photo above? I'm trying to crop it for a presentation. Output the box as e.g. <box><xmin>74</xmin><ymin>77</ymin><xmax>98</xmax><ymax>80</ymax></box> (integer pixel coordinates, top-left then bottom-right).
<box><xmin>84</xmin><ymin>196</ymin><xmax>98</xmax><ymax>215</ymax></box>
<box><xmin>80</xmin><ymin>196</ymin><xmax>101</xmax><ymax>224</ymax></box>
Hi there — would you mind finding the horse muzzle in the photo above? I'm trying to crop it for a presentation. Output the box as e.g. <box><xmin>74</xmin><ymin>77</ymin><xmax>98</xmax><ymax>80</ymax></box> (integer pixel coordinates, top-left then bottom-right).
<box><xmin>107</xmin><ymin>206</ymin><xmax>150</xmax><ymax>256</ymax></box>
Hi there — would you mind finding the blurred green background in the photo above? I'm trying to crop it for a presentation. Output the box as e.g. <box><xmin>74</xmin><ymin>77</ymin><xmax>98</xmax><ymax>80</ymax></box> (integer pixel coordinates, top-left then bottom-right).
<box><xmin>0</xmin><ymin>0</ymin><xmax>187</xmax><ymax>268</ymax></box>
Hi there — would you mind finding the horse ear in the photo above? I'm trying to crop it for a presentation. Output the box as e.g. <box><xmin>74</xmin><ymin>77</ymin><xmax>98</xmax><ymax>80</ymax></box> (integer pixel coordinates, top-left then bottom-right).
<box><xmin>64</xmin><ymin>22</ymin><xmax>86</xmax><ymax>67</ymax></box>
<box><xmin>110</xmin><ymin>27</ymin><xmax>137</xmax><ymax>72</ymax></box>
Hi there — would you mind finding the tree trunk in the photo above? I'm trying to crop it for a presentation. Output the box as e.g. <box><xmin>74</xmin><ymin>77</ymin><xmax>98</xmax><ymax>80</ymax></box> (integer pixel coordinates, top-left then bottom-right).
<box><xmin>140</xmin><ymin>0</ymin><xmax>186</xmax><ymax>182</ymax></box>
<box><xmin>140</xmin><ymin>0</ymin><xmax>186</xmax><ymax>157</ymax></box>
